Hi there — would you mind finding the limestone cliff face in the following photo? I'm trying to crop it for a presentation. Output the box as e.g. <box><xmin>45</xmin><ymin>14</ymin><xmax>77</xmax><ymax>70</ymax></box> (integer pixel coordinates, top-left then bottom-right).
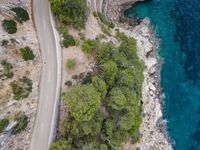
<box><xmin>103</xmin><ymin>0</ymin><xmax>143</xmax><ymax>21</ymax></box>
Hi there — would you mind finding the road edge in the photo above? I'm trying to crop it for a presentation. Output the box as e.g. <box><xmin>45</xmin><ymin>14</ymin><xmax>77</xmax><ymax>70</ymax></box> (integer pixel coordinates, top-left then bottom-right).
<box><xmin>48</xmin><ymin>4</ymin><xmax>62</xmax><ymax>148</ymax></box>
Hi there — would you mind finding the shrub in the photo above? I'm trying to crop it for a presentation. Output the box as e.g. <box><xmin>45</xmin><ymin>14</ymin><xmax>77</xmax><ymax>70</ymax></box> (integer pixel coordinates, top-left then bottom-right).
<box><xmin>10</xmin><ymin>76</ymin><xmax>32</xmax><ymax>100</ymax></box>
<box><xmin>19</xmin><ymin>47</ymin><xmax>35</xmax><ymax>61</ymax></box>
<box><xmin>1</xmin><ymin>60</ymin><xmax>14</xmax><ymax>79</ymax></box>
<box><xmin>1</xmin><ymin>39</ymin><xmax>9</xmax><ymax>46</ymax></box>
<box><xmin>97</xmin><ymin>13</ymin><xmax>115</xmax><ymax>28</ymax></box>
<box><xmin>12</xmin><ymin>113</ymin><xmax>28</xmax><ymax>134</ymax></box>
<box><xmin>10</xmin><ymin>38</ymin><xmax>16</xmax><ymax>44</ymax></box>
<box><xmin>82</xmin><ymin>72</ymin><xmax>92</xmax><ymax>84</ymax></box>
<box><xmin>65</xmin><ymin>80</ymin><xmax>72</xmax><ymax>87</ymax></box>
<box><xmin>58</xmin><ymin>24</ymin><xmax>68</xmax><ymax>34</ymax></box>
<box><xmin>50</xmin><ymin>140</ymin><xmax>72</xmax><ymax>150</ymax></box>
<box><xmin>0</xmin><ymin>119</ymin><xmax>9</xmax><ymax>133</ymax></box>
<box><xmin>11</xmin><ymin>7</ymin><xmax>29</xmax><ymax>22</ymax></box>
<box><xmin>79</xmin><ymin>32</ymin><xmax>86</xmax><ymax>41</ymax></box>
<box><xmin>100</xmin><ymin>24</ymin><xmax>111</xmax><ymax>36</ymax></box>
<box><xmin>66</xmin><ymin>59</ymin><xmax>76</xmax><ymax>70</ymax></box>
<box><xmin>116</xmin><ymin>32</ymin><xmax>127</xmax><ymax>41</ymax></box>
<box><xmin>2</xmin><ymin>20</ymin><xmax>17</xmax><ymax>34</ymax></box>
<box><xmin>93</xmin><ymin>11</ymin><xmax>98</xmax><ymax>17</ymax></box>
<box><xmin>62</xmin><ymin>34</ymin><xmax>76</xmax><ymax>48</ymax></box>
<box><xmin>82</xmin><ymin>39</ymin><xmax>99</xmax><ymax>53</ymax></box>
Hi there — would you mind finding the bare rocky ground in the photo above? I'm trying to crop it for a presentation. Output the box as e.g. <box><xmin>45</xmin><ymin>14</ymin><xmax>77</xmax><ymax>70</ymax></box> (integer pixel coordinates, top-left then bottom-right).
<box><xmin>0</xmin><ymin>0</ymin><xmax>41</xmax><ymax>149</ymax></box>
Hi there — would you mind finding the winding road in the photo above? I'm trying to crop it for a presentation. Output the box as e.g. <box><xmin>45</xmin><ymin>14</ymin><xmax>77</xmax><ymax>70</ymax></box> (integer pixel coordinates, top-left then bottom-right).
<box><xmin>30</xmin><ymin>0</ymin><xmax>62</xmax><ymax>149</ymax></box>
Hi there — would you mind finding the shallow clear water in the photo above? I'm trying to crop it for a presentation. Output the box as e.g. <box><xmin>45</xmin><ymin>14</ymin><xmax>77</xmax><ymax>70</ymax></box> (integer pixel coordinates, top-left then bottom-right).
<box><xmin>126</xmin><ymin>0</ymin><xmax>200</xmax><ymax>149</ymax></box>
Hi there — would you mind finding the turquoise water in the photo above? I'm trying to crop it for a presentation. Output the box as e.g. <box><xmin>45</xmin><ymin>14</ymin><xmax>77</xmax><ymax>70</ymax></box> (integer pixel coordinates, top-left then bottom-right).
<box><xmin>126</xmin><ymin>0</ymin><xmax>200</xmax><ymax>150</ymax></box>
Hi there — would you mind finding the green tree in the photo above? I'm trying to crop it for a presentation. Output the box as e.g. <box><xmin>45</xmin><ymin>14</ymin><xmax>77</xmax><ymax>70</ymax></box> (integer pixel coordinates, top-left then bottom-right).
<box><xmin>2</xmin><ymin>20</ymin><xmax>17</xmax><ymax>34</ymax></box>
<box><xmin>119</xmin><ymin>37</ymin><xmax>137</xmax><ymax>60</ymax></box>
<box><xmin>82</xmin><ymin>142</ymin><xmax>99</xmax><ymax>150</ymax></box>
<box><xmin>1</xmin><ymin>39</ymin><xmax>9</xmax><ymax>46</ymax></box>
<box><xmin>50</xmin><ymin>140</ymin><xmax>72</xmax><ymax>150</ymax></box>
<box><xmin>100</xmin><ymin>144</ymin><xmax>108</xmax><ymax>150</ymax></box>
<box><xmin>113</xmin><ymin>52</ymin><xmax>128</xmax><ymax>68</ymax></box>
<box><xmin>96</xmin><ymin>42</ymin><xmax>118</xmax><ymax>63</ymax></box>
<box><xmin>102</xmin><ymin>61</ymin><xmax>118</xmax><ymax>87</ymax></box>
<box><xmin>0</xmin><ymin>119</ymin><xmax>9</xmax><ymax>133</ymax></box>
<box><xmin>20</xmin><ymin>47</ymin><xmax>35</xmax><ymax>61</ymax></box>
<box><xmin>10</xmin><ymin>76</ymin><xmax>32</xmax><ymax>100</ymax></box>
<box><xmin>62</xmin><ymin>34</ymin><xmax>76</xmax><ymax>48</ymax></box>
<box><xmin>117</xmin><ymin>69</ymin><xmax>134</xmax><ymax>88</ymax></box>
<box><xmin>12</xmin><ymin>113</ymin><xmax>28</xmax><ymax>134</ymax></box>
<box><xmin>82</xmin><ymin>39</ymin><xmax>100</xmax><ymax>54</ymax></box>
<box><xmin>11</xmin><ymin>7</ymin><xmax>29</xmax><ymax>22</ymax></box>
<box><xmin>64</xmin><ymin>85</ymin><xmax>101</xmax><ymax>122</ymax></box>
<box><xmin>1</xmin><ymin>60</ymin><xmax>14</xmax><ymax>79</ymax></box>
<box><xmin>49</xmin><ymin>0</ymin><xmax>88</xmax><ymax>29</ymax></box>
<box><xmin>107</xmin><ymin>88</ymin><xmax>127</xmax><ymax>110</ymax></box>
<box><xmin>92</xmin><ymin>76</ymin><xmax>107</xmax><ymax>99</ymax></box>
<box><xmin>119</xmin><ymin>112</ymin><xmax>135</xmax><ymax>131</ymax></box>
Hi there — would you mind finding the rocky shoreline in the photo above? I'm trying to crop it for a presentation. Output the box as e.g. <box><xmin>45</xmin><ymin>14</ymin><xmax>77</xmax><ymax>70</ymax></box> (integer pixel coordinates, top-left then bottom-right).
<box><xmin>102</xmin><ymin>0</ymin><xmax>173</xmax><ymax>149</ymax></box>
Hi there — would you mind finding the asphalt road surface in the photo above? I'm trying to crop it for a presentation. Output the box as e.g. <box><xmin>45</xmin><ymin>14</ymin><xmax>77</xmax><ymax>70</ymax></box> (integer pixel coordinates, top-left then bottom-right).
<box><xmin>30</xmin><ymin>0</ymin><xmax>61</xmax><ymax>149</ymax></box>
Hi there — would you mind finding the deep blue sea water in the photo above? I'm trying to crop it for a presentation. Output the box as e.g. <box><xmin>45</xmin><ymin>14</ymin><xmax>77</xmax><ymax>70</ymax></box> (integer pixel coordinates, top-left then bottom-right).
<box><xmin>125</xmin><ymin>0</ymin><xmax>200</xmax><ymax>149</ymax></box>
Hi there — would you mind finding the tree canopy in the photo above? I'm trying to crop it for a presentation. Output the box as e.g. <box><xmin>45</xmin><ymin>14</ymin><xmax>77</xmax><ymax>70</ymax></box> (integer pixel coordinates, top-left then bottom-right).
<box><xmin>64</xmin><ymin>85</ymin><xmax>101</xmax><ymax>122</ymax></box>
<box><xmin>50</xmin><ymin>33</ymin><xmax>144</xmax><ymax>149</ymax></box>
<box><xmin>49</xmin><ymin>0</ymin><xmax>88</xmax><ymax>29</ymax></box>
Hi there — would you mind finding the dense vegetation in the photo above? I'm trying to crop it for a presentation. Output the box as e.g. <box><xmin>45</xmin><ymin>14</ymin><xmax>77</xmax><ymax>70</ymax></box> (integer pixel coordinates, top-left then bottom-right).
<box><xmin>12</xmin><ymin>113</ymin><xmax>28</xmax><ymax>134</ymax></box>
<box><xmin>0</xmin><ymin>119</ymin><xmax>9</xmax><ymax>133</ymax></box>
<box><xmin>2</xmin><ymin>19</ymin><xmax>17</xmax><ymax>34</ymax></box>
<box><xmin>10</xmin><ymin>76</ymin><xmax>32</xmax><ymax>100</ymax></box>
<box><xmin>49</xmin><ymin>0</ymin><xmax>88</xmax><ymax>29</ymax></box>
<box><xmin>51</xmin><ymin>34</ymin><xmax>144</xmax><ymax>149</ymax></box>
<box><xmin>11</xmin><ymin>7</ymin><xmax>29</xmax><ymax>22</ymax></box>
<box><xmin>20</xmin><ymin>47</ymin><xmax>35</xmax><ymax>61</ymax></box>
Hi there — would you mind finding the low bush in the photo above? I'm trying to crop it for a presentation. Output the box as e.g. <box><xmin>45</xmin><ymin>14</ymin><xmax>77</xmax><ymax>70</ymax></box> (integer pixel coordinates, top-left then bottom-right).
<box><xmin>58</xmin><ymin>24</ymin><xmax>68</xmax><ymax>34</ymax></box>
<box><xmin>116</xmin><ymin>32</ymin><xmax>127</xmax><ymax>41</ymax></box>
<box><xmin>100</xmin><ymin>24</ymin><xmax>111</xmax><ymax>36</ymax></box>
<box><xmin>2</xmin><ymin>20</ymin><xmax>17</xmax><ymax>34</ymax></box>
<box><xmin>82</xmin><ymin>39</ymin><xmax>100</xmax><ymax>53</ymax></box>
<box><xmin>97</xmin><ymin>13</ymin><xmax>115</xmax><ymax>28</ymax></box>
<box><xmin>0</xmin><ymin>119</ymin><xmax>9</xmax><ymax>133</ymax></box>
<box><xmin>1</xmin><ymin>60</ymin><xmax>14</xmax><ymax>79</ymax></box>
<box><xmin>93</xmin><ymin>11</ymin><xmax>98</xmax><ymax>17</ymax></box>
<box><xmin>12</xmin><ymin>113</ymin><xmax>28</xmax><ymax>134</ymax></box>
<box><xmin>66</xmin><ymin>59</ymin><xmax>76</xmax><ymax>70</ymax></box>
<box><xmin>10</xmin><ymin>76</ymin><xmax>32</xmax><ymax>100</ymax></box>
<box><xmin>1</xmin><ymin>39</ymin><xmax>9</xmax><ymax>46</ymax></box>
<box><xmin>11</xmin><ymin>7</ymin><xmax>29</xmax><ymax>22</ymax></box>
<box><xmin>62</xmin><ymin>34</ymin><xmax>76</xmax><ymax>48</ymax></box>
<box><xmin>19</xmin><ymin>47</ymin><xmax>35</xmax><ymax>61</ymax></box>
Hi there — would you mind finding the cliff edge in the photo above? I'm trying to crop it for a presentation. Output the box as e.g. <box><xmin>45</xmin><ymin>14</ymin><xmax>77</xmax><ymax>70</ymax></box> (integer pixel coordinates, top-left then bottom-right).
<box><xmin>90</xmin><ymin>0</ymin><xmax>173</xmax><ymax>149</ymax></box>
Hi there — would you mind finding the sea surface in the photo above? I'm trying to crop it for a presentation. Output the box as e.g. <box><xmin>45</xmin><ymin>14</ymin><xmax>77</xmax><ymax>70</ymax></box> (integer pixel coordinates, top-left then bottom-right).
<box><xmin>125</xmin><ymin>0</ymin><xmax>200</xmax><ymax>149</ymax></box>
